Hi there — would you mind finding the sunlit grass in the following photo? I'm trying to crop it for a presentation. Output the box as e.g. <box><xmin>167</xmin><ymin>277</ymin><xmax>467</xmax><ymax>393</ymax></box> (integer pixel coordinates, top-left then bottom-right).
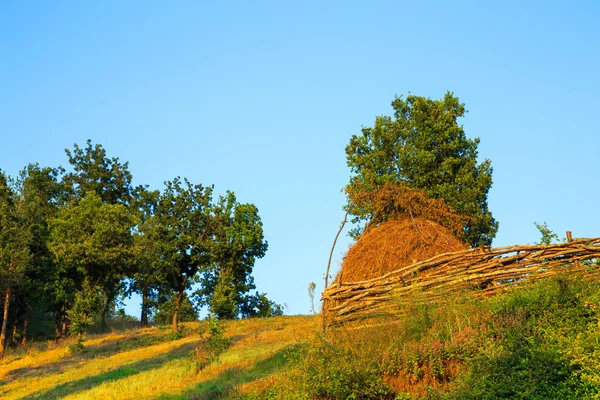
<box><xmin>0</xmin><ymin>315</ymin><xmax>315</xmax><ymax>400</ymax></box>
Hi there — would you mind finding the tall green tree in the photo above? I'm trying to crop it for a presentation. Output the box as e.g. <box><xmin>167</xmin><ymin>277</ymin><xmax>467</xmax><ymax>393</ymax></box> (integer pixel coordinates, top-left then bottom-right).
<box><xmin>0</xmin><ymin>172</ymin><xmax>31</xmax><ymax>355</ymax></box>
<box><xmin>129</xmin><ymin>186</ymin><xmax>164</xmax><ymax>327</ymax></box>
<box><xmin>48</xmin><ymin>192</ymin><xmax>138</xmax><ymax>333</ymax></box>
<box><xmin>153</xmin><ymin>178</ymin><xmax>213</xmax><ymax>331</ymax></box>
<box><xmin>346</xmin><ymin>92</ymin><xmax>498</xmax><ymax>247</ymax></box>
<box><xmin>57</xmin><ymin>141</ymin><xmax>137</xmax><ymax>332</ymax></box>
<box><xmin>15</xmin><ymin>164</ymin><xmax>66</xmax><ymax>342</ymax></box>
<box><xmin>198</xmin><ymin>191</ymin><xmax>268</xmax><ymax>319</ymax></box>
<box><xmin>63</xmin><ymin>140</ymin><xmax>133</xmax><ymax>205</ymax></box>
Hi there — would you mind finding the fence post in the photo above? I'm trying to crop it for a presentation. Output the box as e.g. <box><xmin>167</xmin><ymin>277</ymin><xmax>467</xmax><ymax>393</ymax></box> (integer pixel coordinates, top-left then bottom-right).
<box><xmin>566</xmin><ymin>231</ymin><xmax>580</xmax><ymax>269</ymax></box>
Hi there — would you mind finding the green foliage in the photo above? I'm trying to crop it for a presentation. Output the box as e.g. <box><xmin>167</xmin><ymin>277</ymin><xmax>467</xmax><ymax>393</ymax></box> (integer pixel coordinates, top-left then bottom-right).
<box><xmin>0</xmin><ymin>171</ymin><xmax>31</xmax><ymax>291</ymax></box>
<box><xmin>198</xmin><ymin>191</ymin><xmax>268</xmax><ymax>319</ymax></box>
<box><xmin>534</xmin><ymin>221</ymin><xmax>560</xmax><ymax>245</ymax></box>
<box><xmin>129</xmin><ymin>186</ymin><xmax>163</xmax><ymax>326</ymax></box>
<box><xmin>151</xmin><ymin>177</ymin><xmax>214</xmax><ymax>330</ymax></box>
<box><xmin>1</xmin><ymin>141</ymin><xmax>273</xmax><ymax>347</ymax></box>
<box><xmin>0</xmin><ymin>171</ymin><xmax>31</xmax><ymax>353</ymax></box>
<box><xmin>16</xmin><ymin>164</ymin><xmax>66</xmax><ymax>337</ymax></box>
<box><xmin>206</xmin><ymin>316</ymin><xmax>232</xmax><ymax>355</ymax></box>
<box><xmin>254</xmin><ymin>275</ymin><xmax>600</xmax><ymax>400</ymax></box>
<box><xmin>153</xmin><ymin>292</ymin><xmax>199</xmax><ymax>326</ymax></box>
<box><xmin>193</xmin><ymin>315</ymin><xmax>232</xmax><ymax>371</ymax></box>
<box><xmin>242</xmin><ymin>292</ymin><xmax>284</xmax><ymax>318</ymax></box>
<box><xmin>67</xmin><ymin>336</ymin><xmax>86</xmax><ymax>354</ymax></box>
<box><xmin>303</xmin><ymin>334</ymin><xmax>396</xmax><ymax>400</ymax></box>
<box><xmin>210</xmin><ymin>271</ymin><xmax>239</xmax><ymax>319</ymax></box>
<box><xmin>168</xmin><ymin>325</ymin><xmax>186</xmax><ymax>341</ymax></box>
<box><xmin>345</xmin><ymin>92</ymin><xmax>497</xmax><ymax>247</ymax></box>
<box><xmin>48</xmin><ymin>191</ymin><xmax>138</xmax><ymax>334</ymax></box>
<box><xmin>63</xmin><ymin>139</ymin><xmax>133</xmax><ymax>205</ymax></box>
<box><xmin>445</xmin><ymin>277</ymin><xmax>600</xmax><ymax>399</ymax></box>
<box><xmin>66</xmin><ymin>279</ymin><xmax>104</xmax><ymax>337</ymax></box>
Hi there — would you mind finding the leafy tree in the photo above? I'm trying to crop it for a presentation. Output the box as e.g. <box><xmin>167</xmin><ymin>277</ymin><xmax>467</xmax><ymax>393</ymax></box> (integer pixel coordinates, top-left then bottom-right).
<box><xmin>239</xmin><ymin>292</ymin><xmax>284</xmax><ymax>318</ymax></box>
<box><xmin>152</xmin><ymin>178</ymin><xmax>214</xmax><ymax>331</ymax></box>
<box><xmin>63</xmin><ymin>140</ymin><xmax>133</xmax><ymax>205</ymax></box>
<box><xmin>153</xmin><ymin>291</ymin><xmax>198</xmax><ymax>325</ymax></box>
<box><xmin>15</xmin><ymin>164</ymin><xmax>66</xmax><ymax>341</ymax></box>
<box><xmin>0</xmin><ymin>172</ymin><xmax>31</xmax><ymax>355</ymax></box>
<box><xmin>129</xmin><ymin>186</ymin><xmax>164</xmax><ymax>327</ymax></box>
<box><xmin>66</xmin><ymin>278</ymin><xmax>103</xmax><ymax>337</ymax></box>
<box><xmin>198</xmin><ymin>191</ymin><xmax>268</xmax><ymax>319</ymax></box>
<box><xmin>346</xmin><ymin>92</ymin><xmax>498</xmax><ymax>247</ymax></box>
<box><xmin>57</xmin><ymin>141</ymin><xmax>137</xmax><ymax>332</ymax></box>
<box><xmin>48</xmin><ymin>192</ymin><xmax>138</xmax><ymax>333</ymax></box>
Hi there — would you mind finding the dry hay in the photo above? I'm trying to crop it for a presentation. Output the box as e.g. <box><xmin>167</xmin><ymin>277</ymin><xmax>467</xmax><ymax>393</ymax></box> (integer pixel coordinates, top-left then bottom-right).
<box><xmin>338</xmin><ymin>217</ymin><xmax>466</xmax><ymax>283</ymax></box>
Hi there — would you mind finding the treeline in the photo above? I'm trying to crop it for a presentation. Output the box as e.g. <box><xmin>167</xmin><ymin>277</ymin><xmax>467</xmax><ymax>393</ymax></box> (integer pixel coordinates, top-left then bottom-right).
<box><xmin>0</xmin><ymin>140</ymin><xmax>281</xmax><ymax>354</ymax></box>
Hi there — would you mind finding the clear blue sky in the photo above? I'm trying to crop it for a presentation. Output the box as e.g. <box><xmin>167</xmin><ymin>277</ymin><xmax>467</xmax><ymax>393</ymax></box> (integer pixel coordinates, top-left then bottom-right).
<box><xmin>1</xmin><ymin>1</ymin><xmax>599</xmax><ymax>316</ymax></box>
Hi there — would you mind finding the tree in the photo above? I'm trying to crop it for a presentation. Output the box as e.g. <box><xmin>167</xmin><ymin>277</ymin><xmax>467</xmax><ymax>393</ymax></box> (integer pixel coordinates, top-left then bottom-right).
<box><xmin>63</xmin><ymin>140</ymin><xmax>133</xmax><ymax>206</ymax></box>
<box><xmin>129</xmin><ymin>186</ymin><xmax>164</xmax><ymax>327</ymax></box>
<box><xmin>48</xmin><ymin>192</ymin><xmax>138</xmax><ymax>334</ymax></box>
<box><xmin>0</xmin><ymin>172</ymin><xmax>30</xmax><ymax>355</ymax></box>
<box><xmin>16</xmin><ymin>164</ymin><xmax>66</xmax><ymax>341</ymax></box>
<box><xmin>153</xmin><ymin>291</ymin><xmax>198</xmax><ymax>325</ymax></box>
<box><xmin>346</xmin><ymin>92</ymin><xmax>498</xmax><ymax>247</ymax></box>
<box><xmin>152</xmin><ymin>178</ymin><xmax>214</xmax><ymax>331</ymax></box>
<box><xmin>239</xmin><ymin>292</ymin><xmax>284</xmax><ymax>318</ymax></box>
<box><xmin>57</xmin><ymin>141</ymin><xmax>137</xmax><ymax>333</ymax></box>
<box><xmin>198</xmin><ymin>191</ymin><xmax>268</xmax><ymax>319</ymax></box>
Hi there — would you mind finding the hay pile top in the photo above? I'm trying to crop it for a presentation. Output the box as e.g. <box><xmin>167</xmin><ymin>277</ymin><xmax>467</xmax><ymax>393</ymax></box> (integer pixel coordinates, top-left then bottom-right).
<box><xmin>339</xmin><ymin>217</ymin><xmax>466</xmax><ymax>283</ymax></box>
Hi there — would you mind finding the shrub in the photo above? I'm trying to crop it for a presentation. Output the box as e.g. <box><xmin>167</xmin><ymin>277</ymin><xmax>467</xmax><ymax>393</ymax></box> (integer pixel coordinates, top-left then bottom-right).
<box><xmin>193</xmin><ymin>315</ymin><xmax>232</xmax><ymax>371</ymax></box>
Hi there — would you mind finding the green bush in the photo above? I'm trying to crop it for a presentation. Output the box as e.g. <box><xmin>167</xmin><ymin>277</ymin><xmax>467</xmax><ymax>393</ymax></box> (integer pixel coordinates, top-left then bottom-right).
<box><xmin>445</xmin><ymin>276</ymin><xmax>600</xmax><ymax>399</ymax></box>
<box><xmin>303</xmin><ymin>334</ymin><xmax>396</xmax><ymax>400</ymax></box>
<box><xmin>193</xmin><ymin>315</ymin><xmax>232</xmax><ymax>371</ymax></box>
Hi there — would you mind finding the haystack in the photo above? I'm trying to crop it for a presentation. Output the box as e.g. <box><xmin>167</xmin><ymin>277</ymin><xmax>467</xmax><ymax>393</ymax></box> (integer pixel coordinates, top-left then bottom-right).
<box><xmin>339</xmin><ymin>217</ymin><xmax>466</xmax><ymax>283</ymax></box>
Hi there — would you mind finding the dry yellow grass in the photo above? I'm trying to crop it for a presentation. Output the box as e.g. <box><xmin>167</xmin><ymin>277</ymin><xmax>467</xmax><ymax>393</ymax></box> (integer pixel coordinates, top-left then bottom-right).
<box><xmin>0</xmin><ymin>315</ymin><xmax>316</xmax><ymax>400</ymax></box>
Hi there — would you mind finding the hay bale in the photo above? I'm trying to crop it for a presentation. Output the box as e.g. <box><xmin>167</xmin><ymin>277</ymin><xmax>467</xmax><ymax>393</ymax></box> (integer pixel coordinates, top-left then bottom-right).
<box><xmin>339</xmin><ymin>217</ymin><xmax>466</xmax><ymax>283</ymax></box>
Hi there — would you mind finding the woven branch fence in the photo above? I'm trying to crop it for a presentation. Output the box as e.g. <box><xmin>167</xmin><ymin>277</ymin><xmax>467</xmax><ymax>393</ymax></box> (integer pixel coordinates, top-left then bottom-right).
<box><xmin>322</xmin><ymin>237</ymin><xmax>600</xmax><ymax>325</ymax></box>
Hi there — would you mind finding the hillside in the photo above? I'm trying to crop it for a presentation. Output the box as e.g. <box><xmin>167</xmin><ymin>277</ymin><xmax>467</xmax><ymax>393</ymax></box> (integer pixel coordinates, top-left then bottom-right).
<box><xmin>0</xmin><ymin>316</ymin><xmax>315</xmax><ymax>399</ymax></box>
<box><xmin>2</xmin><ymin>272</ymin><xmax>600</xmax><ymax>399</ymax></box>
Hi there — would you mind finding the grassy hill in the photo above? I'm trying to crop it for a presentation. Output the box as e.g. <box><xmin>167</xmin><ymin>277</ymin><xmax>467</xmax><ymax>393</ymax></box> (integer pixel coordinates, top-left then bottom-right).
<box><xmin>0</xmin><ymin>316</ymin><xmax>315</xmax><ymax>399</ymax></box>
<box><xmin>3</xmin><ymin>272</ymin><xmax>600</xmax><ymax>399</ymax></box>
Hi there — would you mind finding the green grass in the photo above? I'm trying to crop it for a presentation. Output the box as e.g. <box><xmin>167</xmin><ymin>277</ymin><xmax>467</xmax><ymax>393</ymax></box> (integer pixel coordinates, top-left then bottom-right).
<box><xmin>0</xmin><ymin>316</ymin><xmax>315</xmax><ymax>400</ymax></box>
<box><xmin>3</xmin><ymin>273</ymin><xmax>600</xmax><ymax>399</ymax></box>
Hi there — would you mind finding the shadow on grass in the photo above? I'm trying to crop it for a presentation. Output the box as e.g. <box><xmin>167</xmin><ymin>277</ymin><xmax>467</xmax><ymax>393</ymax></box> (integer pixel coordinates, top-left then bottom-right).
<box><xmin>1</xmin><ymin>330</ymin><xmax>176</xmax><ymax>385</ymax></box>
<box><xmin>156</xmin><ymin>345</ymin><xmax>299</xmax><ymax>400</ymax></box>
<box><xmin>20</xmin><ymin>340</ymin><xmax>198</xmax><ymax>400</ymax></box>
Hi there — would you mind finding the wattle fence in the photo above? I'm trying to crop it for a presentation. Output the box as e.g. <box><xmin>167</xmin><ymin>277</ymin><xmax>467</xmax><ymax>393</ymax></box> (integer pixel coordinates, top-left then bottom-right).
<box><xmin>322</xmin><ymin>237</ymin><xmax>600</xmax><ymax>325</ymax></box>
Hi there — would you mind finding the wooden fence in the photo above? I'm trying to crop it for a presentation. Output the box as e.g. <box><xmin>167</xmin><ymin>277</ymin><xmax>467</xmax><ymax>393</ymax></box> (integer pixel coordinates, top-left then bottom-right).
<box><xmin>322</xmin><ymin>236</ymin><xmax>600</xmax><ymax>325</ymax></box>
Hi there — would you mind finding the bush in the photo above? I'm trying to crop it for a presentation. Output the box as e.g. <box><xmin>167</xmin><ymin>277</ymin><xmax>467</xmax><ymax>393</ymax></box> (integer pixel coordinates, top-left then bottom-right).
<box><xmin>446</xmin><ymin>276</ymin><xmax>600</xmax><ymax>399</ymax></box>
<box><xmin>302</xmin><ymin>333</ymin><xmax>396</xmax><ymax>400</ymax></box>
<box><xmin>193</xmin><ymin>315</ymin><xmax>232</xmax><ymax>371</ymax></box>
<box><xmin>242</xmin><ymin>274</ymin><xmax>600</xmax><ymax>399</ymax></box>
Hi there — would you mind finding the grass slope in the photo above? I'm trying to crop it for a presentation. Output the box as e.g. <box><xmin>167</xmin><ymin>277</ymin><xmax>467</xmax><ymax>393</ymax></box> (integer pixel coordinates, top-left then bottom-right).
<box><xmin>3</xmin><ymin>273</ymin><xmax>600</xmax><ymax>399</ymax></box>
<box><xmin>0</xmin><ymin>316</ymin><xmax>315</xmax><ymax>399</ymax></box>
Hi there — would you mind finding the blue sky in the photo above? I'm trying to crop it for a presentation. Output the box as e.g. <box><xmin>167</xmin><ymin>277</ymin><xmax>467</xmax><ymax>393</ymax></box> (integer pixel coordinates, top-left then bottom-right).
<box><xmin>1</xmin><ymin>1</ymin><xmax>599</xmax><ymax>316</ymax></box>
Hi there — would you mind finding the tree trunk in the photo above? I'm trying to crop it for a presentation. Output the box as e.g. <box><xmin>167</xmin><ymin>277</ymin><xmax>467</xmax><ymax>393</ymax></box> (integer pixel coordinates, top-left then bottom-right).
<box><xmin>140</xmin><ymin>287</ymin><xmax>149</xmax><ymax>327</ymax></box>
<box><xmin>101</xmin><ymin>287</ymin><xmax>116</xmax><ymax>333</ymax></box>
<box><xmin>0</xmin><ymin>287</ymin><xmax>12</xmax><ymax>356</ymax></box>
<box><xmin>55</xmin><ymin>308</ymin><xmax>61</xmax><ymax>341</ymax></box>
<box><xmin>172</xmin><ymin>285</ymin><xmax>185</xmax><ymax>332</ymax></box>
<box><xmin>61</xmin><ymin>304</ymin><xmax>68</xmax><ymax>337</ymax></box>
<box><xmin>21</xmin><ymin>312</ymin><xmax>28</xmax><ymax>345</ymax></box>
<box><xmin>11</xmin><ymin>323</ymin><xmax>18</xmax><ymax>345</ymax></box>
